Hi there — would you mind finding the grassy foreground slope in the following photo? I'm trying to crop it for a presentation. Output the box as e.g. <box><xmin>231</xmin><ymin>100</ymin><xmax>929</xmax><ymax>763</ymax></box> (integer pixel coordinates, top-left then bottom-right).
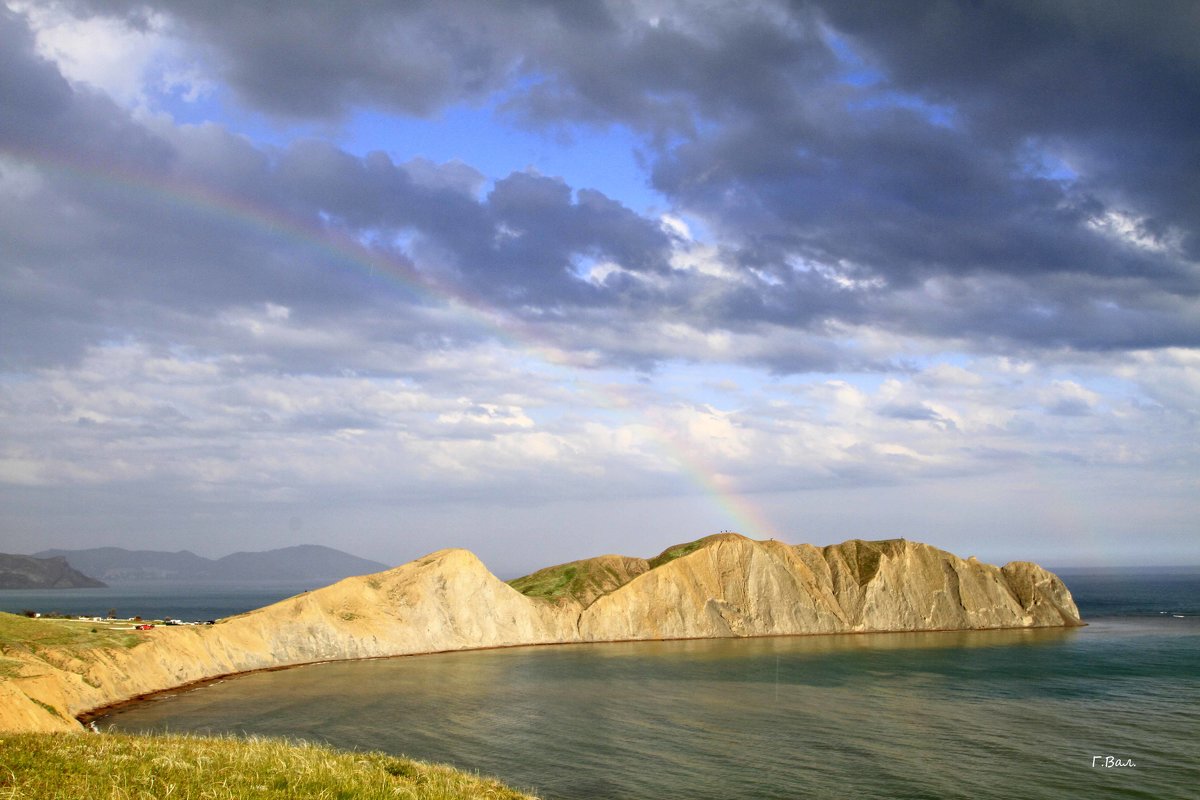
<box><xmin>0</xmin><ymin>732</ymin><xmax>536</xmax><ymax>800</ymax></box>
<box><xmin>0</xmin><ymin>615</ymin><xmax>537</xmax><ymax>797</ymax></box>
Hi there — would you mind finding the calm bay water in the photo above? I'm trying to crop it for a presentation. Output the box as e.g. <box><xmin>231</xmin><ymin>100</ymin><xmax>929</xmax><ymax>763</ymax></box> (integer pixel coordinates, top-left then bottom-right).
<box><xmin>89</xmin><ymin>570</ymin><xmax>1198</xmax><ymax>799</ymax></box>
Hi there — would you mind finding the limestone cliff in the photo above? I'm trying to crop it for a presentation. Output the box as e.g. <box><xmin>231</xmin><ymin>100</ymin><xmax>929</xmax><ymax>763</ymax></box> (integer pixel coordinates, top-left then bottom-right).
<box><xmin>0</xmin><ymin>535</ymin><xmax>1080</xmax><ymax>734</ymax></box>
<box><xmin>571</xmin><ymin>536</ymin><xmax>1079</xmax><ymax>639</ymax></box>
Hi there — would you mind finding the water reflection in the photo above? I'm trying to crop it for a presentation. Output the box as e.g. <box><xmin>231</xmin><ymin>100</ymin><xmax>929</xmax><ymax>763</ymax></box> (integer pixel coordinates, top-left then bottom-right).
<box><xmin>102</xmin><ymin>623</ymin><xmax>1197</xmax><ymax>800</ymax></box>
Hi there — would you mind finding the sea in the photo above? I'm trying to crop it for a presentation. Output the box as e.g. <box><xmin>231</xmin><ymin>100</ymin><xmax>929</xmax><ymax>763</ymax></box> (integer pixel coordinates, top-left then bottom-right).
<box><xmin>0</xmin><ymin>581</ymin><xmax>318</xmax><ymax>622</ymax></box>
<box><xmin>7</xmin><ymin>569</ymin><xmax>1198</xmax><ymax>799</ymax></box>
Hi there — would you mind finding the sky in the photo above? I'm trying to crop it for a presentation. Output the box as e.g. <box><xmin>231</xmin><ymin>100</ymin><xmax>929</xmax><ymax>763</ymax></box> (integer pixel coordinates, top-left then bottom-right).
<box><xmin>1</xmin><ymin>1</ymin><xmax>1197</xmax><ymax>576</ymax></box>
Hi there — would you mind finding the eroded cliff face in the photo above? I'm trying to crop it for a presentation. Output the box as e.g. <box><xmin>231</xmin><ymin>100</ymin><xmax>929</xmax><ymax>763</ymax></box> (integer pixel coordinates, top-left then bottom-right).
<box><xmin>0</xmin><ymin>535</ymin><xmax>1081</xmax><ymax>733</ymax></box>
<box><xmin>576</xmin><ymin>536</ymin><xmax>1080</xmax><ymax>640</ymax></box>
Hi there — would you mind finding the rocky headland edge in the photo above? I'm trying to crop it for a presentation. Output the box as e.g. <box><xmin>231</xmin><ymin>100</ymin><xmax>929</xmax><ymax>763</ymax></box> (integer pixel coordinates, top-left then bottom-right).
<box><xmin>0</xmin><ymin>534</ymin><xmax>1081</xmax><ymax>733</ymax></box>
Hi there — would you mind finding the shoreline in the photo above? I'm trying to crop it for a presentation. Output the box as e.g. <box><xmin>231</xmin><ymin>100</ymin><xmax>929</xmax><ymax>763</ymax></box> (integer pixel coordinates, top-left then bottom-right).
<box><xmin>2</xmin><ymin>536</ymin><xmax>1085</xmax><ymax>734</ymax></box>
<box><xmin>78</xmin><ymin>619</ymin><xmax>1085</xmax><ymax>726</ymax></box>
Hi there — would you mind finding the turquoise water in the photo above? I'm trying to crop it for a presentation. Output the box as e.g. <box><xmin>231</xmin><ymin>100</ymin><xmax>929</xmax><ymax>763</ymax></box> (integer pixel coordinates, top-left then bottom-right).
<box><xmin>97</xmin><ymin>571</ymin><xmax>1200</xmax><ymax>799</ymax></box>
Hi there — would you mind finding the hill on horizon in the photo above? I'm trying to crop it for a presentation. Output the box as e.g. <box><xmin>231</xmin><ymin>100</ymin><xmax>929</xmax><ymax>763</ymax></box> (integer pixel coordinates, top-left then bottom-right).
<box><xmin>30</xmin><ymin>544</ymin><xmax>389</xmax><ymax>584</ymax></box>
<box><xmin>0</xmin><ymin>554</ymin><xmax>107</xmax><ymax>590</ymax></box>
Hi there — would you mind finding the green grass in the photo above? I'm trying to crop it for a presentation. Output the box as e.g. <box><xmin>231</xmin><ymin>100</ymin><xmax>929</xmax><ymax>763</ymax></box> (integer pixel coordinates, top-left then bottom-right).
<box><xmin>508</xmin><ymin>563</ymin><xmax>581</xmax><ymax>601</ymax></box>
<box><xmin>646</xmin><ymin>539</ymin><xmax>708</xmax><ymax>569</ymax></box>
<box><xmin>507</xmin><ymin>557</ymin><xmax>647</xmax><ymax>605</ymax></box>
<box><xmin>0</xmin><ymin>732</ymin><xmax>537</xmax><ymax>799</ymax></box>
<box><xmin>0</xmin><ymin>612</ymin><xmax>143</xmax><ymax>652</ymax></box>
<box><xmin>646</xmin><ymin>531</ymin><xmax>757</xmax><ymax>570</ymax></box>
<box><xmin>510</xmin><ymin>534</ymin><xmax>743</xmax><ymax>603</ymax></box>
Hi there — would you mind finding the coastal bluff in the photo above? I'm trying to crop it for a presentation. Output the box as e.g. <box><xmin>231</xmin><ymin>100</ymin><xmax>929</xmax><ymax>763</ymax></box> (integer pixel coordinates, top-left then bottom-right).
<box><xmin>0</xmin><ymin>535</ymin><xmax>1081</xmax><ymax>733</ymax></box>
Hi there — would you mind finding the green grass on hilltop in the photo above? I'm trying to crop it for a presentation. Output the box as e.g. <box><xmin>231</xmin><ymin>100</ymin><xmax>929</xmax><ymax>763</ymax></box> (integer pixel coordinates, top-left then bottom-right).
<box><xmin>646</xmin><ymin>532</ymin><xmax>754</xmax><ymax>570</ymax></box>
<box><xmin>507</xmin><ymin>562</ymin><xmax>585</xmax><ymax>602</ymax></box>
<box><xmin>510</xmin><ymin>533</ymin><xmax>746</xmax><ymax>603</ymax></box>
<box><xmin>0</xmin><ymin>732</ymin><xmax>537</xmax><ymax>800</ymax></box>
<box><xmin>646</xmin><ymin>539</ymin><xmax>709</xmax><ymax>570</ymax></box>
<box><xmin>507</xmin><ymin>557</ymin><xmax>643</xmax><ymax>605</ymax></box>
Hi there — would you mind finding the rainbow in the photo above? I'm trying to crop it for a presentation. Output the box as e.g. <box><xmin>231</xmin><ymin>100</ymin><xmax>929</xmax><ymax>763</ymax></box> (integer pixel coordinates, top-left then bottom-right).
<box><xmin>4</xmin><ymin>144</ymin><xmax>785</xmax><ymax>540</ymax></box>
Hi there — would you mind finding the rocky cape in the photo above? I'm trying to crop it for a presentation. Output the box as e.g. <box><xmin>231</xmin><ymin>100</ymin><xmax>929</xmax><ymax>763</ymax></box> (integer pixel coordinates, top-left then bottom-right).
<box><xmin>0</xmin><ymin>554</ymin><xmax>106</xmax><ymax>590</ymax></box>
<box><xmin>0</xmin><ymin>535</ymin><xmax>1081</xmax><ymax>733</ymax></box>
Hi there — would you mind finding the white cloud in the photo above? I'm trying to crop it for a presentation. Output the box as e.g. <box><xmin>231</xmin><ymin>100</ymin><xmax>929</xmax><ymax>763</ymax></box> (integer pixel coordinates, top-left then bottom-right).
<box><xmin>659</xmin><ymin>213</ymin><xmax>692</xmax><ymax>240</ymax></box>
<box><xmin>669</xmin><ymin>238</ymin><xmax>740</xmax><ymax>280</ymax></box>
<box><xmin>1087</xmin><ymin>209</ymin><xmax>1183</xmax><ymax>255</ymax></box>
<box><xmin>9</xmin><ymin>1</ymin><xmax>208</xmax><ymax>108</ymax></box>
<box><xmin>1115</xmin><ymin>347</ymin><xmax>1200</xmax><ymax>416</ymax></box>
<box><xmin>437</xmin><ymin>400</ymin><xmax>535</xmax><ymax>429</ymax></box>
<box><xmin>1038</xmin><ymin>380</ymin><xmax>1101</xmax><ymax>417</ymax></box>
<box><xmin>1</xmin><ymin>332</ymin><xmax>1196</xmax><ymax>568</ymax></box>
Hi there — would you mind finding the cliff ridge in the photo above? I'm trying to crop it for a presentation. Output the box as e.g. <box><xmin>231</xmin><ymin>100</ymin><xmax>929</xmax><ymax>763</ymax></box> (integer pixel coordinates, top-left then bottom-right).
<box><xmin>0</xmin><ymin>535</ymin><xmax>1081</xmax><ymax>734</ymax></box>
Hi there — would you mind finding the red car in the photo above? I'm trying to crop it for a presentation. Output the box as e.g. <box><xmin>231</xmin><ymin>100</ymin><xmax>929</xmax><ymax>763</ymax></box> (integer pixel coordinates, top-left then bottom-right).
<box><xmin>135</xmin><ymin>624</ymin><xmax>155</xmax><ymax>630</ymax></box>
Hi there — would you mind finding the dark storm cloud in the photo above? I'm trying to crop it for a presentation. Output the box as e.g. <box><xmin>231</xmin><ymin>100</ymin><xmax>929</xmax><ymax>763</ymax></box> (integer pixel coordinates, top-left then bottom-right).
<box><xmin>816</xmin><ymin>0</ymin><xmax>1200</xmax><ymax>246</ymax></box>
<box><xmin>8</xmin><ymin>1</ymin><xmax>1200</xmax><ymax>368</ymax></box>
<box><xmin>634</xmin><ymin>2</ymin><xmax>1200</xmax><ymax>350</ymax></box>
<box><xmin>0</xmin><ymin>8</ymin><xmax>170</xmax><ymax>165</ymax></box>
<box><xmin>65</xmin><ymin>0</ymin><xmax>530</xmax><ymax>118</ymax></box>
<box><xmin>270</xmin><ymin>140</ymin><xmax>674</xmax><ymax>307</ymax></box>
<box><xmin>0</xmin><ymin>8</ymin><xmax>177</xmax><ymax>365</ymax></box>
<box><xmin>70</xmin><ymin>0</ymin><xmax>829</xmax><ymax>132</ymax></box>
<box><xmin>473</xmin><ymin>174</ymin><xmax>673</xmax><ymax>298</ymax></box>
<box><xmin>509</xmin><ymin>2</ymin><xmax>834</xmax><ymax>138</ymax></box>
<box><xmin>0</xmin><ymin>8</ymin><xmax>675</xmax><ymax>371</ymax></box>
<box><xmin>171</xmin><ymin>2</ymin><xmax>1200</xmax><ymax>350</ymax></box>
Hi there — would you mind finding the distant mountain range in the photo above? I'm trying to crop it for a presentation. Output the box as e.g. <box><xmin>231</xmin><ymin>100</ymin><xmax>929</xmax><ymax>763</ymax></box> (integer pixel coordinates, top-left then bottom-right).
<box><xmin>0</xmin><ymin>554</ymin><xmax>107</xmax><ymax>589</ymax></box>
<box><xmin>29</xmin><ymin>545</ymin><xmax>390</xmax><ymax>584</ymax></box>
